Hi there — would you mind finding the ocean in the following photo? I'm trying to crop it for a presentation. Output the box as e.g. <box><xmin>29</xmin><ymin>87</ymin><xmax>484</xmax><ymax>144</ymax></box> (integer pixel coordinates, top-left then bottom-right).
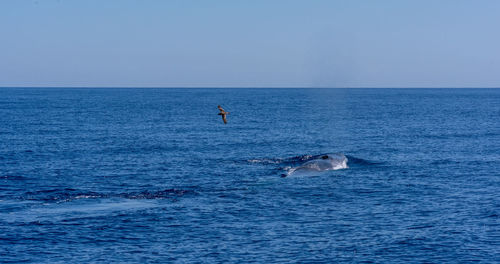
<box><xmin>0</xmin><ymin>88</ymin><xmax>498</xmax><ymax>263</ymax></box>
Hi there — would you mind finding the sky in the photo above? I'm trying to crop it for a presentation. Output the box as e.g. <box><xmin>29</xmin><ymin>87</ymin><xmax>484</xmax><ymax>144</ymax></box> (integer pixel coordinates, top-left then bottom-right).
<box><xmin>1</xmin><ymin>0</ymin><xmax>499</xmax><ymax>88</ymax></box>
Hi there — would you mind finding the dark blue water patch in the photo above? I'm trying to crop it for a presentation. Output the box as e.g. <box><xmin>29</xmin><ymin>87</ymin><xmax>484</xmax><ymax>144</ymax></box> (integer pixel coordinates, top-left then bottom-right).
<box><xmin>430</xmin><ymin>159</ymin><xmax>461</xmax><ymax>165</ymax></box>
<box><xmin>345</xmin><ymin>155</ymin><xmax>384</xmax><ymax>167</ymax></box>
<box><xmin>0</xmin><ymin>174</ymin><xmax>28</xmax><ymax>180</ymax></box>
<box><xmin>421</xmin><ymin>131</ymin><xmax>500</xmax><ymax>140</ymax></box>
<box><xmin>124</xmin><ymin>189</ymin><xmax>196</xmax><ymax>199</ymax></box>
<box><xmin>18</xmin><ymin>188</ymin><xmax>197</xmax><ymax>203</ymax></box>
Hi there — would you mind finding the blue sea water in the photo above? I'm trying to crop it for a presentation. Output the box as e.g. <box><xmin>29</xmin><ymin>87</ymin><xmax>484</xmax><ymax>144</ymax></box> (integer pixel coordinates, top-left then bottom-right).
<box><xmin>0</xmin><ymin>88</ymin><xmax>499</xmax><ymax>263</ymax></box>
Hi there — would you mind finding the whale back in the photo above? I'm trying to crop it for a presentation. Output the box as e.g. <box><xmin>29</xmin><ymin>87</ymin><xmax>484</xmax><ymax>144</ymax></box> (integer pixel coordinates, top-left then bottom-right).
<box><xmin>286</xmin><ymin>153</ymin><xmax>348</xmax><ymax>176</ymax></box>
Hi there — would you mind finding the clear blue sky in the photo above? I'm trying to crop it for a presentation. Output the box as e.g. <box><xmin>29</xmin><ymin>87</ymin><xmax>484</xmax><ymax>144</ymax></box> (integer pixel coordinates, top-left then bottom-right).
<box><xmin>1</xmin><ymin>0</ymin><xmax>499</xmax><ymax>87</ymax></box>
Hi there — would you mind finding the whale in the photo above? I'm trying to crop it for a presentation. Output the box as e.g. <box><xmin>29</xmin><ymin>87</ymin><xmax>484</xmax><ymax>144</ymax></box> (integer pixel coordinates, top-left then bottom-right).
<box><xmin>284</xmin><ymin>153</ymin><xmax>348</xmax><ymax>177</ymax></box>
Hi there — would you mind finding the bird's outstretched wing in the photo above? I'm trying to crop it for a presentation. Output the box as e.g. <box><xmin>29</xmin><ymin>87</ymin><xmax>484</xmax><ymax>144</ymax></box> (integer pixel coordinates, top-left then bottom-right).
<box><xmin>218</xmin><ymin>105</ymin><xmax>228</xmax><ymax>124</ymax></box>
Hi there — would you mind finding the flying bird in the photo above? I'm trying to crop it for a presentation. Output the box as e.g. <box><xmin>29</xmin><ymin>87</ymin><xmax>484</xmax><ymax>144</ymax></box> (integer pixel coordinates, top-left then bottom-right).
<box><xmin>217</xmin><ymin>105</ymin><xmax>229</xmax><ymax>124</ymax></box>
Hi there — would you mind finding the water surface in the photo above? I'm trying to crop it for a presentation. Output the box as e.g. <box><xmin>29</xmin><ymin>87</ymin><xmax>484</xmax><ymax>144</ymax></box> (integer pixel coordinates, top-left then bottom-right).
<box><xmin>0</xmin><ymin>88</ymin><xmax>498</xmax><ymax>263</ymax></box>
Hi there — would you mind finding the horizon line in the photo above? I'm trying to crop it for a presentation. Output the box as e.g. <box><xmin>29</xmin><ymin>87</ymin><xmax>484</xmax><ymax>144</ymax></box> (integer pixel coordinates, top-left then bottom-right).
<box><xmin>1</xmin><ymin>86</ymin><xmax>499</xmax><ymax>89</ymax></box>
